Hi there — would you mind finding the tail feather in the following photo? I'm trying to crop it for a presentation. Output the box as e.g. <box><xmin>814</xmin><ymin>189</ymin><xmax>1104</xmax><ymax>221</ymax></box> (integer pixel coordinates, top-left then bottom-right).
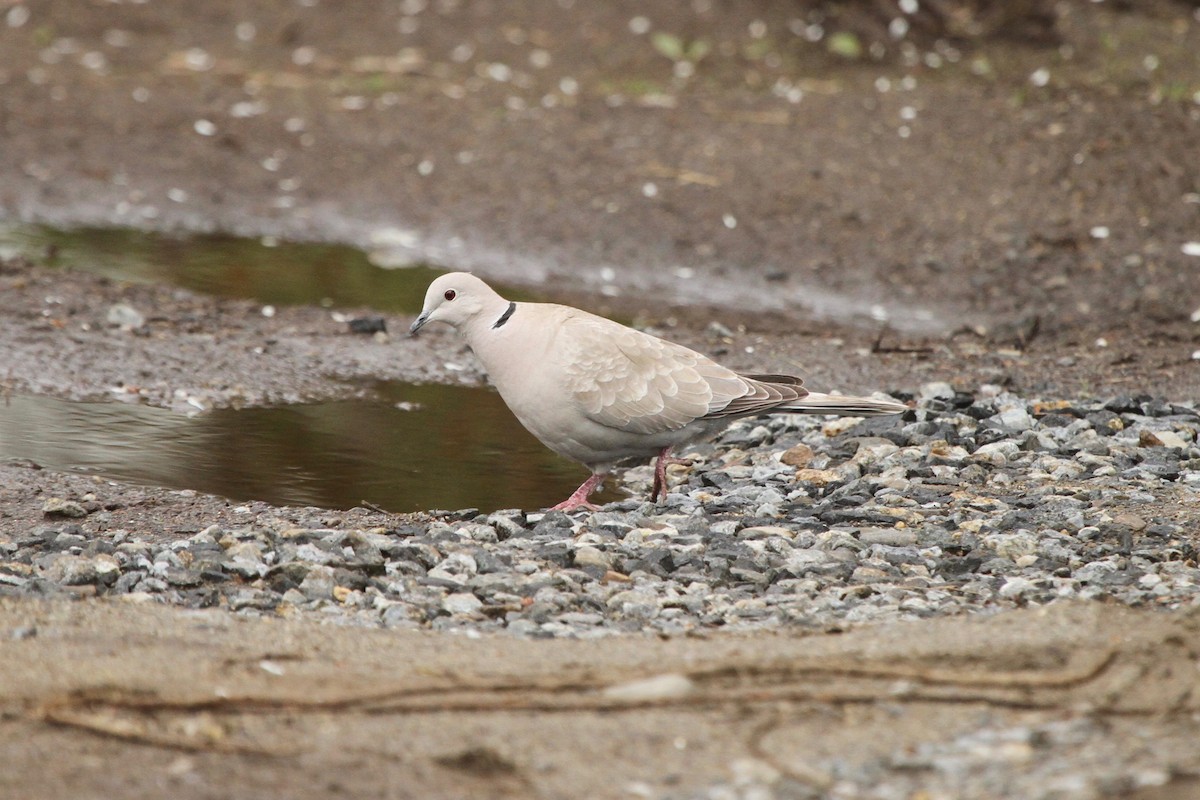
<box><xmin>777</xmin><ymin>391</ymin><xmax>907</xmax><ymax>417</ymax></box>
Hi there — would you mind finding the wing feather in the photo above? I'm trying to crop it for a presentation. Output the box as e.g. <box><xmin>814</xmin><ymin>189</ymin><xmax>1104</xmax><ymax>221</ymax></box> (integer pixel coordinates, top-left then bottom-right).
<box><xmin>557</xmin><ymin>310</ymin><xmax>813</xmax><ymax>433</ymax></box>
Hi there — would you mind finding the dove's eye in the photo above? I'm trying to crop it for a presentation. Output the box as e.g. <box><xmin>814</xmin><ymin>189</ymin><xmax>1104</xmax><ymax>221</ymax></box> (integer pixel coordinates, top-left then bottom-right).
<box><xmin>444</xmin><ymin>290</ymin><xmax>456</xmax><ymax>301</ymax></box>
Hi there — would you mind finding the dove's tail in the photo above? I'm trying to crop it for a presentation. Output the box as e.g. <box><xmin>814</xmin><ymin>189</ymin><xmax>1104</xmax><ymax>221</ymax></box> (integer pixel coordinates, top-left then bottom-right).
<box><xmin>777</xmin><ymin>392</ymin><xmax>908</xmax><ymax>417</ymax></box>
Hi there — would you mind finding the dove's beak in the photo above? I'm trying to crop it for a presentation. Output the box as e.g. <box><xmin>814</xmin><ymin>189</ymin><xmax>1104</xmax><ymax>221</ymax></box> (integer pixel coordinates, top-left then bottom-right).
<box><xmin>408</xmin><ymin>312</ymin><xmax>430</xmax><ymax>336</ymax></box>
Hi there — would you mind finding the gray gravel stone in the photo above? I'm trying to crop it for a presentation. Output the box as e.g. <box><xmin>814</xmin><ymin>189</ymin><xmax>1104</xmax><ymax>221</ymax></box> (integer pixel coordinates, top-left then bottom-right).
<box><xmin>5</xmin><ymin>390</ymin><xmax>1199</xmax><ymax>640</ymax></box>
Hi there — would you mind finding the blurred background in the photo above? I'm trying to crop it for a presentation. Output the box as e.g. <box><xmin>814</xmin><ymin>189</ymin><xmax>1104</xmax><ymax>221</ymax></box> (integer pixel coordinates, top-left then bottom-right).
<box><xmin>2</xmin><ymin>0</ymin><xmax>1198</xmax><ymax>335</ymax></box>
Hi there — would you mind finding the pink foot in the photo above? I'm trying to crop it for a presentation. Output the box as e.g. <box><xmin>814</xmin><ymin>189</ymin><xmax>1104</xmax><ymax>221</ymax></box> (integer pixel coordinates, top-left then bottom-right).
<box><xmin>651</xmin><ymin>447</ymin><xmax>682</xmax><ymax>502</ymax></box>
<box><xmin>549</xmin><ymin>473</ymin><xmax>605</xmax><ymax>512</ymax></box>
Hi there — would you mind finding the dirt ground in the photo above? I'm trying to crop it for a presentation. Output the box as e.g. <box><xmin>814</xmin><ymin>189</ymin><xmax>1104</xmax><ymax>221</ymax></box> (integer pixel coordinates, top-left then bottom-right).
<box><xmin>2</xmin><ymin>1</ymin><xmax>1200</xmax><ymax>797</ymax></box>
<box><xmin>4</xmin><ymin>599</ymin><xmax>1200</xmax><ymax>800</ymax></box>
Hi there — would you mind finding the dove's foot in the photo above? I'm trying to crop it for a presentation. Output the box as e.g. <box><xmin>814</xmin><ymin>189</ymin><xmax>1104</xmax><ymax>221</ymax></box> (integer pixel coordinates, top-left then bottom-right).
<box><xmin>549</xmin><ymin>473</ymin><xmax>605</xmax><ymax>512</ymax></box>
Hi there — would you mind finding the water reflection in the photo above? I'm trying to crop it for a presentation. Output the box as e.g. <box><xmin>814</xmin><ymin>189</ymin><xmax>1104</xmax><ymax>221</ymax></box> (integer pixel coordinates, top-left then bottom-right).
<box><xmin>0</xmin><ymin>225</ymin><xmax>445</xmax><ymax>313</ymax></box>
<box><xmin>0</xmin><ymin>383</ymin><xmax>621</xmax><ymax>513</ymax></box>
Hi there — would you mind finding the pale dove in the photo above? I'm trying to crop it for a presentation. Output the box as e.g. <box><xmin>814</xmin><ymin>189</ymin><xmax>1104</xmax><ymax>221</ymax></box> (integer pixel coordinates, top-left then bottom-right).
<box><xmin>410</xmin><ymin>272</ymin><xmax>907</xmax><ymax>511</ymax></box>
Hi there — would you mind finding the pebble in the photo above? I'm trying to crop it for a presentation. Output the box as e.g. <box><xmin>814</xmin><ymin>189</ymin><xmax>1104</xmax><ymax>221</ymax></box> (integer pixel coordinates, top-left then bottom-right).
<box><xmin>42</xmin><ymin>498</ymin><xmax>88</xmax><ymax>519</ymax></box>
<box><xmin>0</xmin><ymin>391</ymin><xmax>1197</xmax><ymax>640</ymax></box>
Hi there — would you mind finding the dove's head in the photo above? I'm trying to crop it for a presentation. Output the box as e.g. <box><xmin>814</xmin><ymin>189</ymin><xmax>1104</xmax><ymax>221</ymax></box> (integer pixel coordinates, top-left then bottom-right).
<box><xmin>409</xmin><ymin>272</ymin><xmax>505</xmax><ymax>335</ymax></box>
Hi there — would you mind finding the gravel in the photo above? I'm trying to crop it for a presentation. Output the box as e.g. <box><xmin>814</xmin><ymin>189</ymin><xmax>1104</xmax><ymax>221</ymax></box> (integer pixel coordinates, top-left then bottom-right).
<box><xmin>2</xmin><ymin>385</ymin><xmax>1199</xmax><ymax>637</ymax></box>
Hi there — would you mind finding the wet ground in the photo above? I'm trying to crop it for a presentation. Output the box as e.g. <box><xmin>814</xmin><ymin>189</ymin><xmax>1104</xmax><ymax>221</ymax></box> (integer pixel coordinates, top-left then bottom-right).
<box><xmin>2</xmin><ymin>1</ymin><xmax>1200</xmax><ymax>797</ymax></box>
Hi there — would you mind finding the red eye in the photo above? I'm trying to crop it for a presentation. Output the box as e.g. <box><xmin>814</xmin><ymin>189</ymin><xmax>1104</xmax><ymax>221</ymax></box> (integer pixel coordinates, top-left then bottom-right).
<box><xmin>444</xmin><ymin>289</ymin><xmax>456</xmax><ymax>301</ymax></box>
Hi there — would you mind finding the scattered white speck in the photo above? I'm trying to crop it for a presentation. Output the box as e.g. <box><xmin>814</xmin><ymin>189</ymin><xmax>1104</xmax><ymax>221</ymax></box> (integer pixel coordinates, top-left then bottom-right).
<box><xmin>455</xmin><ymin>150</ymin><xmax>475</xmax><ymax>164</ymax></box>
<box><xmin>7</xmin><ymin>5</ymin><xmax>30</xmax><ymax>28</ymax></box>
<box><xmin>261</xmin><ymin>236</ymin><xmax>279</xmax><ymax>247</ymax></box>
<box><xmin>722</xmin><ymin>213</ymin><xmax>737</xmax><ymax>229</ymax></box>
<box><xmin>505</xmin><ymin>95</ymin><xmax>526</xmax><ymax>111</ymax></box>
<box><xmin>559</xmin><ymin>76</ymin><xmax>579</xmax><ymax>96</ymax></box>
<box><xmin>278</xmin><ymin>177</ymin><xmax>300</xmax><ymax>192</ymax></box>
<box><xmin>132</xmin><ymin>87</ymin><xmax>150</xmax><ymax>102</ymax></box>
<box><xmin>1143</xmin><ymin>54</ymin><xmax>1159</xmax><ymax>71</ymax></box>
<box><xmin>417</xmin><ymin>159</ymin><xmax>434</xmax><ymax>176</ymax></box>
<box><xmin>629</xmin><ymin>16</ymin><xmax>651</xmax><ymax>35</ymax></box>
<box><xmin>900</xmin><ymin>105</ymin><xmax>917</xmax><ymax>120</ymax></box>
<box><xmin>485</xmin><ymin>62</ymin><xmax>512</xmax><ymax>82</ymax></box>
<box><xmin>673</xmin><ymin>61</ymin><xmax>695</xmax><ymax>79</ymax></box>
<box><xmin>259</xmin><ymin>660</ymin><xmax>285</xmax><ymax>676</ymax></box>
<box><xmin>744</xmin><ymin>345</ymin><xmax>755</xmax><ymax>354</ymax></box>
<box><xmin>875</xmin><ymin>77</ymin><xmax>891</xmax><ymax>93</ymax></box>
<box><xmin>642</xmin><ymin>182</ymin><xmax>658</xmax><ymax>198</ymax></box>
<box><xmin>674</xmin><ymin>267</ymin><xmax>695</xmax><ymax>279</ymax></box>
<box><xmin>340</xmin><ymin>95</ymin><xmax>369</xmax><ymax>110</ymax></box>
<box><xmin>1189</xmin><ymin>306</ymin><xmax>1200</xmax><ymax>323</ymax></box>
<box><xmin>899</xmin><ymin>0</ymin><xmax>919</xmax><ymax>12</ymax></box>
<box><xmin>600</xmin><ymin>267</ymin><xmax>616</xmax><ymax>282</ymax></box>
<box><xmin>898</xmin><ymin>125</ymin><xmax>911</xmax><ymax>138</ymax></box>
<box><xmin>804</xmin><ymin>24</ymin><xmax>824</xmax><ymax>42</ymax></box>
<box><xmin>600</xmin><ymin>284</ymin><xmax>620</xmax><ymax>297</ymax></box>
<box><xmin>1030</xmin><ymin>68</ymin><xmax>1050</xmax><ymax>87</ymax></box>
<box><xmin>261</xmin><ymin>156</ymin><xmax>281</xmax><ymax>171</ymax></box>
<box><xmin>450</xmin><ymin>43</ymin><xmax>473</xmax><ymax>63</ymax></box>
<box><xmin>529</xmin><ymin>49</ymin><xmax>551</xmax><ymax>68</ymax></box>
<box><xmin>899</xmin><ymin>75</ymin><xmax>917</xmax><ymax>90</ymax></box>
<box><xmin>292</xmin><ymin>46</ymin><xmax>316</xmax><ymax>66</ymax></box>
<box><xmin>889</xmin><ymin>17</ymin><xmax>909</xmax><ymax>39</ymax></box>
<box><xmin>1192</xmin><ymin>350</ymin><xmax>1200</xmax><ymax>360</ymax></box>
<box><xmin>1182</xmin><ymin>242</ymin><xmax>1200</xmax><ymax>256</ymax></box>
<box><xmin>235</xmin><ymin>22</ymin><xmax>257</xmax><ymax>42</ymax></box>
<box><xmin>1090</xmin><ymin>226</ymin><xmax>1110</xmax><ymax>239</ymax></box>
<box><xmin>284</xmin><ymin>116</ymin><xmax>306</xmax><ymax>133</ymax></box>
<box><xmin>193</xmin><ymin>119</ymin><xmax>217</xmax><ymax>136</ymax></box>
<box><xmin>1095</xmin><ymin>337</ymin><xmax>1108</xmax><ymax>348</ymax></box>
<box><xmin>230</xmin><ymin>100</ymin><xmax>267</xmax><ymax>117</ymax></box>
<box><xmin>870</xmin><ymin>304</ymin><xmax>889</xmax><ymax>321</ymax></box>
<box><xmin>80</xmin><ymin>51</ymin><xmax>107</xmax><ymax>71</ymax></box>
<box><xmin>167</xmin><ymin>188</ymin><xmax>188</xmax><ymax>203</ymax></box>
<box><xmin>184</xmin><ymin>47</ymin><xmax>214</xmax><ymax>71</ymax></box>
<box><xmin>749</xmin><ymin>20</ymin><xmax>767</xmax><ymax>38</ymax></box>
<box><xmin>261</xmin><ymin>305</ymin><xmax>276</xmax><ymax>318</ymax></box>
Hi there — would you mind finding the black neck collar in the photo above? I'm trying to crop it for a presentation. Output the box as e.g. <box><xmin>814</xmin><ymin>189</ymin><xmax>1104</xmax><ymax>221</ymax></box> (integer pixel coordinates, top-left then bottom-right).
<box><xmin>492</xmin><ymin>301</ymin><xmax>516</xmax><ymax>329</ymax></box>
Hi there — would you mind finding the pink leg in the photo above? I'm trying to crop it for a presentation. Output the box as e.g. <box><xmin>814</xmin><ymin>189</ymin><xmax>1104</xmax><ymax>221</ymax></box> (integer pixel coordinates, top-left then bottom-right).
<box><xmin>651</xmin><ymin>446</ymin><xmax>674</xmax><ymax>502</ymax></box>
<box><xmin>549</xmin><ymin>473</ymin><xmax>605</xmax><ymax>512</ymax></box>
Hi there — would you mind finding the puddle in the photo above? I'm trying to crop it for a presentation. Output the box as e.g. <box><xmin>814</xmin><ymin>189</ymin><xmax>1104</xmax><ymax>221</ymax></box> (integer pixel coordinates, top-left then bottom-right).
<box><xmin>0</xmin><ymin>383</ymin><xmax>621</xmax><ymax>513</ymax></box>
<box><xmin>0</xmin><ymin>224</ymin><xmax>448</xmax><ymax>314</ymax></box>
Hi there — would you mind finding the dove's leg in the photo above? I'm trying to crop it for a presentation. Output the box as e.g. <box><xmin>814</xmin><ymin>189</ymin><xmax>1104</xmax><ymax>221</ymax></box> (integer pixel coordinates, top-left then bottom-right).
<box><xmin>651</xmin><ymin>447</ymin><xmax>674</xmax><ymax>502</ymax></box>
<box><xmin>549</xmin><ymin>473</ymin><xmax>604</xmax><ymax>512</ymax></box>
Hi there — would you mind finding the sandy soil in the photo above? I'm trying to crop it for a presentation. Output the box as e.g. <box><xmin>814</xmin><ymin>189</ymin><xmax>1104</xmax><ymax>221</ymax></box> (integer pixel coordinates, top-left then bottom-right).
<box><xmin>3</xmin><ymin>599</ymin><xmax>1200</xmax><ymax>800</ymax></box>
<box><xmin>2</xmin><ymin>1</ymin><xmax>1200</xmax><ymax>796</ymax></box>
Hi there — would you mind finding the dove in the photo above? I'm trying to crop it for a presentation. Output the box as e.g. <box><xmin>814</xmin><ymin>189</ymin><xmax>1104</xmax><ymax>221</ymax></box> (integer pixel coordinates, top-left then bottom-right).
<box><xmin>409</xmin><ymin>272</ymin><xmax>907</xmax><ymax>511</ymax></box>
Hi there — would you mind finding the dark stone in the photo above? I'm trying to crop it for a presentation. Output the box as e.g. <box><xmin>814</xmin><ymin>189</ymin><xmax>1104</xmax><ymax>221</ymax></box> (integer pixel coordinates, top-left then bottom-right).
<box><xmin>333</xmin><ymin>568</ymin><xmax>369</xmax><ymax>591</ymax></box>
<box><xmin>164</xmin><ymin>567</ymin><xmax>203</xmax><ymax>587</ymax></box>
<box><xmin>1085</xmin><ymin>410</ymin><xmax>1123</xmax><ymax>434</ymax></box>
<box><xmin>536</xmin><ymin>541</ymin><xmax>573</xmax><ymax>567</ymax></box>
<box><xmin>348</xmin><ymin>316</ymin><xmax>387</xmax><ymax>334</ymax></box>
<box><xmin>113</xmin><ymin>570</ymin><xmax>145</xmax><ymax>594</ymax></box>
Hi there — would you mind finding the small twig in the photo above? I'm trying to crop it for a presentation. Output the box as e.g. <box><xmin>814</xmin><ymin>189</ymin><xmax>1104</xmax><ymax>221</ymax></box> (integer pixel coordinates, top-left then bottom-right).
<box><xmin>871</xmin><ymin>326</ymin><xmax>935</xmax><ymax>354</ymax></box>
